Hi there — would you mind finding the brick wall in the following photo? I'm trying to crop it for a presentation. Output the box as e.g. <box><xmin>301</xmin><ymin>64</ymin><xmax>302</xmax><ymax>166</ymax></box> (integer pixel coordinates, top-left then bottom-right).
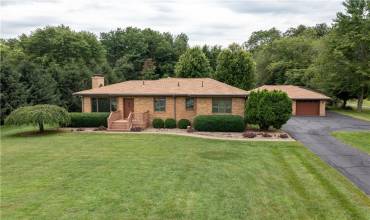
<box><xmin>82</xmin><ymin>96</ymin><xmax>91</xmax><ymax>112</ymax></box>
<box><xmin>82</xmin><ymin>96</ymin><xmax>246</xmax><ymax>122</ymax></box>
<box><xmin>292</xmin><ymin>100</ymin><xmax>296</xmax><ymax>116</ymax></box>
<box><xmin>320</xmin><ymin>101</ymin><xmax>326</xmax><ymax>116</ymax></box>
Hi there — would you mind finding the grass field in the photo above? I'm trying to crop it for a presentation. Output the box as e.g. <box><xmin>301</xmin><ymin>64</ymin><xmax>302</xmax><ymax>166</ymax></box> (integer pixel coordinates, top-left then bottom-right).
<box><xmin>332</xmin><ymin>108</ymin><xmax>370</xmax><ymax>122</ymax></box>
<box><xmin>1</xmin><ymin>126</ymin><xmax>370</xmax><ymax>219</ymax></box>
<box><xmin>332</xmin><ymin>131</ymin><xmax>370</xmax><ymax>155</ymax></box>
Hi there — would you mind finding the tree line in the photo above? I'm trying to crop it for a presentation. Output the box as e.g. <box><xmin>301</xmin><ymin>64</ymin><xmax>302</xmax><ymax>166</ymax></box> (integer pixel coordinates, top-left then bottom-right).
<box><xmin>1</xmin><ymin>0</ymin><xmax>369</xmax><ymax>123</ymax></box>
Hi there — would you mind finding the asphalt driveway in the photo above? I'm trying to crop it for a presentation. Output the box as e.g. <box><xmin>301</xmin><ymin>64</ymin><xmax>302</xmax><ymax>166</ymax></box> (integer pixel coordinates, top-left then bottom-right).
<box><xmin>283</xmin><ymin>111</ymin><xmax>370</xmax><ymax>195</ymax></box>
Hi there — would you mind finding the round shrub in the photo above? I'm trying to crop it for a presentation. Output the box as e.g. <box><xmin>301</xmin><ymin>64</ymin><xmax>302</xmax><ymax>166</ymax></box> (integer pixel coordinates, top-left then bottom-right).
<box><xmin>193</xmin><ymin>115</ymin><xmax>245</xmax><ymax>132</ymax></box>
<box><xmin>245</xmin><ymin>90</ymin><xmax>292</xmax><ymax>130</ymax></box>
<box><xmin>69</xmin><ymin>112</ymin><xmax>109</xmax><ymax>127</ymax></box>
<box><xmin>178</xmin><ymin>119</ymin><xmax>191</xmax><ymax>129</ymax></box>
<box><xmin>152</xmin><ymin>118</ymin><xmax>164</xmax><ymax>128</ymax></box>
<box><xmin>164</xmin><ymin>118</ymin><xmax>176</xmax><ymax>128</ymax></box>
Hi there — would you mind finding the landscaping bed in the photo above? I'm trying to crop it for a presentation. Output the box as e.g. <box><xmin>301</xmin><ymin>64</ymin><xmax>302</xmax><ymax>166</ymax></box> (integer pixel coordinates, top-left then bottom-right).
<box><xmin>62</xmin><ymin>127</ymin><xmax>293</xmax><ymax>141</ymax></box>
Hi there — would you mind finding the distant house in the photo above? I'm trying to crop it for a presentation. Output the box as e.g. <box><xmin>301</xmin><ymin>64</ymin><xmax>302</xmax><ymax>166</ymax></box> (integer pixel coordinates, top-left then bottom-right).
<box><xmin>252</xmin><ymin>85</ymin><xmax>330</xmax><ymax>116</ymax></box>
<box><xmin>74</xmin><ymin>75</ymin><xmax>247</xmax><ymax>130</ymax></box>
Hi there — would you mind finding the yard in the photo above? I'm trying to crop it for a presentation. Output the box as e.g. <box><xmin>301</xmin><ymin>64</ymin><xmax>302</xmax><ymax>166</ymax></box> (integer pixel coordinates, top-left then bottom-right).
<box><xmin>1</xmin><ymin>127</ymin><xmax>370</xmax><ymax>219</ymax></box>
<box><xmin>332</xmin><ymin>131</ymin><xmax>370</xmax><ymax>155</ymax></box>
<box><xmin>332</xmin><ymin>108</ymin><xmax>370</xmax><ymax>122</ymax></box>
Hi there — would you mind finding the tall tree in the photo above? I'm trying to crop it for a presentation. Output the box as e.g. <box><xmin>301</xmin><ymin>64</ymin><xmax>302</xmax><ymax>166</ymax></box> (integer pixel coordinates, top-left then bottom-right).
<box><xmin>202</xmin><ymin>45</ymin><xmax>222</xmax><ymax>71</ymax></box>
<box><xmin>332</xmin><ymin>0</ymin><xmax>370</xmax><ymax>111</ymax></box>
<box><xmin>0</xmin><ymin>43</ymin><xmax>27</xmax><ymax>123</ymax></box>
<box><xmin>140</xmin><ymin>58</ymin><xmax>158</xmax><ymax>80</ymax></box>
<box><xmin>214</xmin><ymin>44</ymin><xmax>255</xmax><ymax>90</ymax></box>
<box><xmin>254</xmin><ymin>36</ymin><xmax>317</xmax><ymax>86</ymax></box>
<box><xmin>175</xmin><ymin>47</ymin><xmax>211</xmax><ymax>78</ymax></box>
<box><xmin>245</xmin><ymin>28</ymin><xmax>281</xmax><ymax>52</ymax></box>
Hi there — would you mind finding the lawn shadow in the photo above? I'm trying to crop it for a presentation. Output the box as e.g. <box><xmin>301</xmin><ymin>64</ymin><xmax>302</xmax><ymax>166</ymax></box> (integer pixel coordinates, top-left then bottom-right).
<box><xmin>5</xmin><ymin>129</ymin><xmax>68</xmax><ymax>138</ymax></box>
<box><xmin>198</xmin><ymin>151</ymin><xmax>242</xmax><ymax>160</ymax></box>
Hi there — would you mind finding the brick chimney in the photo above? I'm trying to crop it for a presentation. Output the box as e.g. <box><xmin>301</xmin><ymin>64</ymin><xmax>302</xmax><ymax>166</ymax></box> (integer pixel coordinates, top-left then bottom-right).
<box><xmin>92</xmin><ymin>74</ymin><xmax>104</xmax><ymax>89</ymax></box>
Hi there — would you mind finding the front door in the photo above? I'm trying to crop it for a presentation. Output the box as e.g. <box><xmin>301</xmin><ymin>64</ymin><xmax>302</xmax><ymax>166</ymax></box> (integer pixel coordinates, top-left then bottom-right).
<box><xmin>124</xmin><ymin>98</ymin><xmax>134</xmax><ymax>118</ymax></box>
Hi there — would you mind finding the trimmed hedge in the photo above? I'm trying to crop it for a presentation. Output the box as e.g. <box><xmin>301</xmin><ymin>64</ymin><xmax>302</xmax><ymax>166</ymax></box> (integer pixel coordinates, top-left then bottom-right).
<box><xmin>164</xmin><ymin>118</ymin><xmax>176</xmax><ymax>128</ymax></box>
<box><xmin>68</xmin><ymin>112</ymin><xmax>109</xmax><ymax>127</ymax></box>
<box><xmin>152</xmin><ymin>118</ymin><xmax>164</xmax><ymax>128</ymax></box>
<box><xmin>193</xmin><ymin>115</ymin><xmax>245</xmax><ymax>132</ymax></box>
<box><xmin>178</xmin><ymin>119</ymin><xmax>191</xmax><ymax>129</ymax></box>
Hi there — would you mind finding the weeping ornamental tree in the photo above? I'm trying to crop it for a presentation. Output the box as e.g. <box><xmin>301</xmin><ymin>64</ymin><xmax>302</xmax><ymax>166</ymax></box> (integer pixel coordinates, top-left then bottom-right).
<box><xmin>5</xmin><ymin>105</ymin><xmax>70</xmax><ymax>132</ymax></box>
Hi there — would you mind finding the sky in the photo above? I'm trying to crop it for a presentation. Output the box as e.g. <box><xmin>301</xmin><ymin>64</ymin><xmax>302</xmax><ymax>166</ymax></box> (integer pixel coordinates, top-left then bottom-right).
<box><xmin>1</xmin><ymin>0</ymin><xmax>344</xmax><ymax>46</ymax></box>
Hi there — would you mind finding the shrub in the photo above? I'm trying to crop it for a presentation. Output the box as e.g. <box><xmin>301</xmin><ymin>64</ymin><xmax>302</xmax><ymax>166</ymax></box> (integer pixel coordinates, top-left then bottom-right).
<box><xmin>164</xmin><ymin>118</ymin><xmax>176</xmax><ymax>128</ymax></box>
<box><xmin>243</xmin><ymin>131</ymin><xmax>256</xmax><ymax>138</ymax></box>
<box><xmin>193</xmin><ymin>115</ymin><xmax>245</xmax><ymax>132</ymax></box>
<box><xmin>130</xmin><ymin>127</ymin><xmax>142</xmax><ymax>132</ymax></box>
<box><xmin>279</xmin><ymin>133</ymin><xmax>289</xmax><ymax>139</ymax></box>
<box><xmin>262</xmin><ymin>132</ymin><xmax>272</xmax><ymax>138</ymax></box>
<box><xmin>68</xmin><ymin>112</ymin><xmax>109</xmax><ymax>127</ymax></box>
<box><xmin>5</xmin><ymin>104</ymin><xmax>70</xmax><ymax>132</ymax></box>
<box><xmin>152</xmin><ymin>118</ymin><xmax>164</xmax><ymax>128</ymax></box>
<box><xmin>245</xmin><ymin>90</ymin><xmax>292</xmax><ymax>130</ymax></box>
<box><xmin>178</xmin><ymin>119</ymin><xmax>191</xmax><ymax>129</ymax></box>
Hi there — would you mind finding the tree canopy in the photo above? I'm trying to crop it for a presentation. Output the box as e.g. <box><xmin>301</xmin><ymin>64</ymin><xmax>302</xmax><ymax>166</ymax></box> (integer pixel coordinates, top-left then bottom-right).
<box><xmin>214</xmin><ymin>44</ymin><xmax>255</xmax><ymax>90</ymax></box>
<box><xmin>5</xmin><ymin>104</ymin><xmax>70</xmax><ymax>132</ymax></box>
<box><xmin>175</xmin><ymin>47</ymin><xmax>211</xmax><ymax>78</ymax></box>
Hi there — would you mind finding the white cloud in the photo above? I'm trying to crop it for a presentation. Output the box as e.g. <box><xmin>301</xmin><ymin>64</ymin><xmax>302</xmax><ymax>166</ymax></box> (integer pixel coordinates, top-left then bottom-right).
<box><xmin>0</xmin><ymin>0</ymin><xmax>344</xmax><ymax>46</ymax></box>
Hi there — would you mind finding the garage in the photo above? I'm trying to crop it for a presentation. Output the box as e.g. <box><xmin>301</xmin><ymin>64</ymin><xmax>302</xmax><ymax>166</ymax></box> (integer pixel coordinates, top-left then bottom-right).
<box><xmin>252</xmin><ymin>85</ymin><xmax>331</xmax><ymax>116</ymax></box>
<box><xmin>296</xmin><ymin>100</ymin><xmax>320</xmax><ymax>116</ymax></box>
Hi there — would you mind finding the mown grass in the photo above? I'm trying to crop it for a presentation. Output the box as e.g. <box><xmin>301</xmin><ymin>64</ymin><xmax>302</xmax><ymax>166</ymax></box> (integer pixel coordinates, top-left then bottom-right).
<box><xmin>332</xmin><ymin>131</ymin><xmax>370</xmax><ymax>155</ymax></box>
<box><xmin>332</xmin><ymin>108</ymin><xmax>370</xmax><ymax>122</ymax></box>
<box><xmin>1</xmin><ymin>126</ymin><xmax>370</xmax><ymax>219</ymax></box>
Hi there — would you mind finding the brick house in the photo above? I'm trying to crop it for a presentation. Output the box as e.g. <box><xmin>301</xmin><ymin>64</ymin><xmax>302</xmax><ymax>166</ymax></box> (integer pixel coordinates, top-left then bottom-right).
<box><xmin>74</xmin><ymin>75</ymin><xmax>247</xmax><ymax>130</ymax></box>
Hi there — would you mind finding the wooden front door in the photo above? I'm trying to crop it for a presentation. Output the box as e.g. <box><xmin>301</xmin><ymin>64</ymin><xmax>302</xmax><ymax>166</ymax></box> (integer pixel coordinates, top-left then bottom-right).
<box><xmin>124</xmin><ymin>98</ymin><xmax>134</xmax><ymax>118</ymax></box>
<box><xmin>296</xmin><ymin>100</ymin><xmax>320</xmax><ymax>116</ymax></box>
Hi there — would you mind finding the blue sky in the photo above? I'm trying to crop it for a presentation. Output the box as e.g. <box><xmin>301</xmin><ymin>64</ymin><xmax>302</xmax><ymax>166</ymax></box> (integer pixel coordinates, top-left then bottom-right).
<box><xmin>1</xmin><ymin>0</ymin><xmax>344</xmax><ymax>46</ymax></box>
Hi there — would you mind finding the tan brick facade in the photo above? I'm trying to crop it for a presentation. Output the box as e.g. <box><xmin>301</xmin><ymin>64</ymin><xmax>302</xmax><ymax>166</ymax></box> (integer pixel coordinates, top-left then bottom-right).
<box><xmin>82</xmin><ymin>96</ymin><xmax>92</xmax><ymax>112</ymax></box>
<box><xmin>292</xmin><ymin>100</ymin><xmax>296</xmax><ymax>116</ymax></box>
<box><xmin>320</xmin><ymin>101</ymin><xmax>326</xmax><ymax>116</ymax></box>
<box><xmin>82</xmin><ymin>96</ymin><xmax>246</xmax><ymax>122</ymax></box>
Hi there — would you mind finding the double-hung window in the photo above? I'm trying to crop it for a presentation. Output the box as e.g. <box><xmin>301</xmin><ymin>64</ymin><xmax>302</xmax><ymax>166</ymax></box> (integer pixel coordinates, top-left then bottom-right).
<box><xmin>212</xmin><ymin>98</ymin><xmax>232</xmax><ymax>113</ymax></box>
<box><xmin>185</xmin><ymin>97</ymin><xmax>194</xmax><ymax>110</ymax></box>
<box><xmin>154</xmin><ymin>97</ymin><xmax>166</xmax><ymax>112</ymax></box>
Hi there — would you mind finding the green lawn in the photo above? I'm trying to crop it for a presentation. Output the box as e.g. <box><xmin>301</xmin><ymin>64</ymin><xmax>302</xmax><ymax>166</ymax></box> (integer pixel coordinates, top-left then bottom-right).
<box><xmin>347</xmin><ymin>99</ymin><xmax>370</xmax><ymax>109</ymax></box>
<box><xmin>332</xmin><ymin>131</ymin><xmax>370</xmax><ymax>155</ymax></box>
<box><xmin>1</xmin><ymin>127</ymin><xmax>370</xmax><ymax>219</ymax></box>
<box><xmin>332</xmin><ymin>108</ymin><xmax>370</xmax><ymax>122</ymax></box>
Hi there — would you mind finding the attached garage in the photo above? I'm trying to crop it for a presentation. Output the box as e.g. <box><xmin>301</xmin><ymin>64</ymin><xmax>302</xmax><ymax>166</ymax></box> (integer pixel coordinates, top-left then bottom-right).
<box><xmin>295</xmin><ymin>100</ymin><xmax>320</xmax><ymax>116</ymax></box>
<box><xmin>251</xmin><ymin>85</ymin><xmax>331</xmax><ymax>116</ymax></box>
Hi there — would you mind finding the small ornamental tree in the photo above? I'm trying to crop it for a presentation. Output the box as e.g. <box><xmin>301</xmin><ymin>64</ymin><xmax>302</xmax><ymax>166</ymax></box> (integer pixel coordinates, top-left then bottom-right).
<box><xmin>5</xmin><ymin>104</ymin><xmax>70</xmax><ymax>132</ymax></box>
<box><xmin>245</xmin><ymin>90</ymin><xmax>292</xmax><ymax>130</ymax></box>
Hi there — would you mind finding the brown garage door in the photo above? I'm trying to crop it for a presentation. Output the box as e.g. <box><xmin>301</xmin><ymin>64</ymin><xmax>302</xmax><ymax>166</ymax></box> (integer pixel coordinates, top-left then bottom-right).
<box><xmin>296</xmin><ymin>100</ymin><xmax>320</xmax><ymax>116</ymax></box>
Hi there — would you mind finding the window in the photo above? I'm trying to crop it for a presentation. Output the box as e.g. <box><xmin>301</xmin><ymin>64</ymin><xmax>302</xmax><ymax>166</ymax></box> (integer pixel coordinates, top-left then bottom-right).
<box><xmin>91</xmin><ymin>97</ymin><xmax>117</xmax><ymax>112</ymax></box>
<box><xmin>185</xmin><ymin>97</ymin><xmax>194</xmax><ymax>110</ymax></box>
<box><xmin>212</xmin><ymin>98</ymin><xmax>232</xmax><ymax>113</ymax></box>
<box><xmin>110</xmin><ymin>97</ymin><xmax>117</xmax><ymax>111</ymax></box>
<box><xmin>154</xmin><ymin>97</ymin><xmax>166</xmax><ymax>112</ymax></box>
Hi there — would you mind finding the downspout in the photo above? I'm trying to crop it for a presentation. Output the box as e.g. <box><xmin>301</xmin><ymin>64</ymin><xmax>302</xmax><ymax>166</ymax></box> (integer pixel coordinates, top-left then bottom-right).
<box><xmin>173</xmin><ymin>96</ymin><xmax>177</xmax><ymax>121</ymax></box>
